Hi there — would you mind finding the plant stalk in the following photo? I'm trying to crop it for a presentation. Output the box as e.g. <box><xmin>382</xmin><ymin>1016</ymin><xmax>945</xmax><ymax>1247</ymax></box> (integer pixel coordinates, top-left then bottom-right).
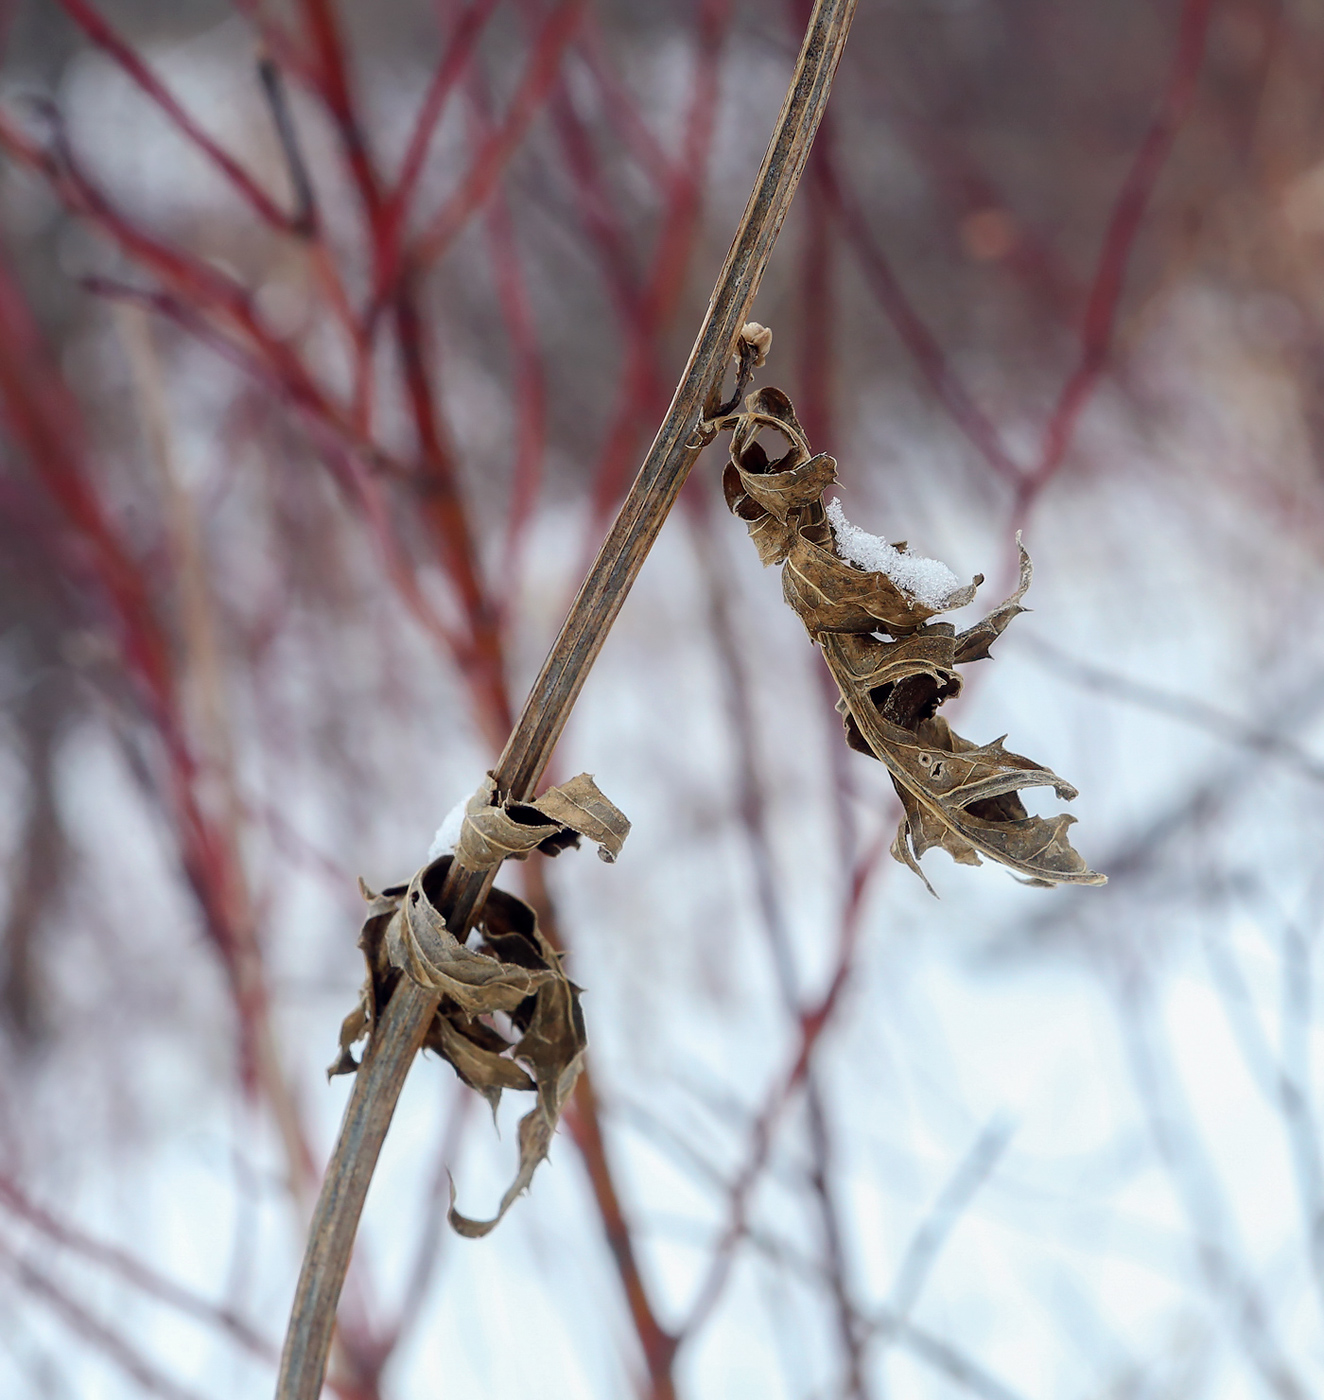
<box><xmin>275</xmin><ymin>3</ymin><xmax>857</xmax><ymax>1394</ymax></box>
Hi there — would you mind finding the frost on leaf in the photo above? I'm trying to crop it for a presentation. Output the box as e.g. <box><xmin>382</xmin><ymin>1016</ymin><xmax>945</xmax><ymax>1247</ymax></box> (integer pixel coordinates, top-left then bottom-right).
<box><xmin>331</xmin><ymin>770</ymin><xmax>629</xmax><ymax>1236</ymax></box>
<box><xmin>720</xmin><ymin>381</ymin><xmax>1103</xmax><ymax>893</ymax></box>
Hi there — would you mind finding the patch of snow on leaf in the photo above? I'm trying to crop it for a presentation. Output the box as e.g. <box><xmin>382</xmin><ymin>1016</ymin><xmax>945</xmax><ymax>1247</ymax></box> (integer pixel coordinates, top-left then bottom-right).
<box><xmin>825</xmin><ymin>497</ymin><xmax>961</xmax><ymax>607</ymax></box>
<box><xmin>428</xmin><ymin>795</ymin><xmax>469</xmax><ymax>862</ymax></box>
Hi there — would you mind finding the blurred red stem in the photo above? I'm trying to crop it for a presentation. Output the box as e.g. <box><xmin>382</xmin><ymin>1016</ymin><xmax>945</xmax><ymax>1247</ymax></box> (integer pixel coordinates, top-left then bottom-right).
<box><xmin>585</xmin><ymin>0</ymin><xmax>735</xmax><ymax>531</ymax></box>
<box><xmin>55</xmin><ymin>0</ymin><xmax>296</xmax><ymax>231</ymax></box>
<box><xmin>1016</xmin><ymin>0</ymin><xmax>1214</xmax><ymax>516</ymax></box>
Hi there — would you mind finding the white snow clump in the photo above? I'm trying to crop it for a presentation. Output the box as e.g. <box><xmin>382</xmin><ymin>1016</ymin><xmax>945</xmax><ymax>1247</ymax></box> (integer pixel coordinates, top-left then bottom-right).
<box><xmin>428</xmin><ymin>794</ymin><xmax>469</xmax><ymax>863</ymax></box>
<box><xmin>824</xmin><ymin>497</ymin><xmax>961</xmax><ymax>608</ymax></box>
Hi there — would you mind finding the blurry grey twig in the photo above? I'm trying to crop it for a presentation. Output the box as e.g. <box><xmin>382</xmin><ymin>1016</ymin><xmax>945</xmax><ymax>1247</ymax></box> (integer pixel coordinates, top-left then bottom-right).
<box><xmin>1114</xmin><ymin>961</ymin><xmax>1308</xmax><ymax>1400</ymax></box>
<box><xmin>5</xmin><ymin>1252</ymin><xmax>210</xmax><ymax>1400</ymax></box>
<box><xmin>671</xmin><ymin>825</ymin><xmax>887</xmax><ymax>1349</ymax></box>
<box><xmin>0</xmin><ymin>1175</ymin><xmax>275</xmax><ymax>1360</ymax></box>
<box><xmin>257</xmin><ymin>54</ymin><xmax>318</xmax><ymax>237</ymax></box>
<box><xmin>643</xmin><ymin>1208</ymin><xmax>1032</xmax><ymax>1400</ymax></box>
<box><xmin>688</xmin><ymin>485</ymin><xmax>873</xmax><ymax>1398</ymax></box>
<box><xmin>615</xmin><ymin>1094</ymin><xmax>735</xmax><ymax>1195</ymax></box>
<box><xmin>1015</xmin><ymin>676</ymin><xmax>1324</xmax><ymax>954</ymax></box>
<box><xmin>1</xmin><ymin>678</ymin><xmax>60</xmax><ymax>1040</ymax></box>
<box><xmin>1017</xmin><ymin>633</ymin><xmax>1324</xmax><ymax>785</ymax></box>
<box><xmin>805</xmin><ymin>1094</ymin><xmax>871</xmax><ymax>1398</ymax></box>
<box><xmin>1200</xmin><ymin>884</ymin><xmax>1324</xmax><ymax>1328</ymax></box>
<box><xmin>275</xmin><ymin>5</ymin><xmax>858</xmax><ymax>1397</ymax></box>
<box><xmin>737</xmin><ymin>1222</ymin><xmax>1034</xmax><ymax>1400</ymax></box>
<box><xmin>892</xmin><ymin>1325</ymin><xmax>1033</xmax><ymax>1400</ymax></box>
<box><xmin>878</xmin><ymin>1115</ymin><xmax>1016</xmax><ymax>1327</ymax></box>
<box><xmin>1281</xmin><ymin>908</ymin><xmax>1324</xmax><ymax>1306</ymax></box>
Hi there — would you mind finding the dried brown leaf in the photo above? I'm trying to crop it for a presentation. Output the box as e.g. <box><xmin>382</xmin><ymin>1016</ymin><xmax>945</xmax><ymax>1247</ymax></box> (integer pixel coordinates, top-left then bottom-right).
<box><xmin>718</xmin><ymin>381</ymin><xmax>1102</xmax><ymax>892</ymax></box>
<box><xmin>825</xmin><ymin>635</ymin><xmax>1104</xmax><ymax>889</ymax></box>
<box><xmin>722</xmin><ymin>460</ymin><xmax>798</xmax><ymax>566</ymax></box>
<box><xmin>327</xmin><ymin>879</ymin><xmax>403</xmax><ymax>1078</ymax></box>
<box><xmin>827</xmin><ymin>626</ymin><xmax>962</xmax><ymax>693</ymax></box>
<box><xmin>432</xmin><ymin>1015</ymin><xmax>536</xmax><ymax>1114</ymax></box>
<box><xmin>729</xmin><ymin>386</ymin><xmax>810</xmax><ymax>467</ymax></box>
<box><xmin>738</xmin><ymin>452</ymin><xmax>837</xmax><ymax>522</ymax></box>
<box><xmin>783</xmin><ymin>528</ymin><xmax>978</xmax><ymax>634</ymax></box>
<box><xmin>386</xmin><ymin>866</ymin><xmax>556</xmax><ymax>1014</ymax></box>
<box><xmin>331</xmin><ymin>787</ymin><xmax>620</xmax><ymax>1232</ymax></box>
<box><xmin>454</xmin><ymin>772</ymin><xmax>630</xmax><ymax>868</ymax></box>
<box><xmin>447</xmin><ymin>973</ymin><xmax>586</xmax><ymax>1238</ymax></box>
<box><xmin>744</xmin><ymin>453</ymin><xmax>834</xmax><ymax>526</ymax></box>
<box><xmin>531</xmin><ymin>772</ymin><xmax>631</xmax><ymax>863</ymax></box>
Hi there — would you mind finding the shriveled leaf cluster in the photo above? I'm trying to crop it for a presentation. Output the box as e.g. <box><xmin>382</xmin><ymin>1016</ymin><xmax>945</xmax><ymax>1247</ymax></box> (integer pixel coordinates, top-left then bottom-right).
<box><xmin>332</xmin><ymin>775</ymin><xmax>629</xmax><ymax>1236</ymax></box>
<box><xmin>720</xmin><ymin>379</ymin><xmax>1103</xmax><ymax>893</ymax></box>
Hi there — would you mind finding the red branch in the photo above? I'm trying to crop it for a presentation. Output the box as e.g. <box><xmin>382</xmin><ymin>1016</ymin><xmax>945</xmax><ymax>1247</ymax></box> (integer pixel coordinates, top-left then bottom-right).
<box><xmin>381</xmin><ymin>0</ymin><xmax>504</xmax><ymax>272</ymax></box>
<box><xmin>829</xmin><ymin>0</ymin><xmax>1214</xmax><ymax>517</ymax></box>
<box><xmin>391</xmin><ymin>0</ymin><xmax>586</xmax><ymax>298</ymax></box>
<box><xmin>1016</xmin><ymin>0</ymin><xmax>1215</xmax><ymax>518</ymax></box>
<box><xmin>55</xmin><ymin>0</ymin><xmax>296</xmax><ymax>231</ymax></box>
<box><xmin>462</xmin><ymin>59</ymin><xmax>550</xmax><ymax>617</ymax></box>
<box><xmin>826</xmin><ymin>155</ymin><xmax>1022</xmax><ymax>485</ymax></box>
<box><xmin>585</xmin><ymin>0</ymin><xmax>736</xmax><ymax>531</ymax></box>
<box><xmin>565</xmin><ymin>1072</ymin><xmax>679</xmax><ymax>1400</ymax></box>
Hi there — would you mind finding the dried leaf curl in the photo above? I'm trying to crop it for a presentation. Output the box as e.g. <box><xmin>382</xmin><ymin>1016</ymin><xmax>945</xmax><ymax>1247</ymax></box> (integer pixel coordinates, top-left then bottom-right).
<box><xmin>331</xmin><ymin>857</ymin><xmax>588</xmax><ymax>1237</ymax></box>
<box><xmin>453</xmin><ymin>771</ymin><xmax>630</xmax><ymax>868</ymax></box>
<box><xmin>719</xmin><ymin>379</ymin><xmax>1103</xmax><ymax>892</ymax></box>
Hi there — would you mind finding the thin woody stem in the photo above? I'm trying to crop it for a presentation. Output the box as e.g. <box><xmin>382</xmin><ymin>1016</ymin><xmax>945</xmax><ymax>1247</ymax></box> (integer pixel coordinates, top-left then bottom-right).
<box><xmin>274</xmin><ymin>3</ymin><xmax>858</xmax><ymax>1396</ymax></box>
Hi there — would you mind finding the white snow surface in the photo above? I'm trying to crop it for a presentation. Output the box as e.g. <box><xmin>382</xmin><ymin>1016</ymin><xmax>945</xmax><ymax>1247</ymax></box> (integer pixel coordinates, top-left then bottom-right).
<box><xmin>825</xmin><ymin>496</ymin><xmax>962</xmax><ymax>606</ymax></box>
<box><xmin>427</xmin><ymin>794</ymin><xmax>469</xmax><ymax>861</ymax></box>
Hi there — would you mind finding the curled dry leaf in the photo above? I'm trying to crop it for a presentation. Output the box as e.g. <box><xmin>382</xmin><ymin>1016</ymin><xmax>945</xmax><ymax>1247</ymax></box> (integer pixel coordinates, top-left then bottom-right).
<box><xmin>331</xmin><ymin>858</ymin><xmax>587</xmax><ymax>1236</ymax></box>
<box><xmin>330</xmin><ymin>766</ymin><xmax>628</xmax><ymax>1236</ymax></box>
<box><xmin>452</xmin><ymin>771</ymin><xmax>630</xmax><ymax>868</ymax></box>
<box><xmin>720</xmin><ymin>382</ymin><xmax>1103</xmax><ymax>893</ymax></box>
<box><xmin>327</xmin><ymin>772</ymin><xmax>621</xmax><ymax>1232</ymax></box>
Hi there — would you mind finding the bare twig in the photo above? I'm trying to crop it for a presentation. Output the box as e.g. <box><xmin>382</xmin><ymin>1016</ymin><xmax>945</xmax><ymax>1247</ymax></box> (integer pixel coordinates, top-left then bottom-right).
<box><xmin>1014</xmin><ymin>0</ymin><xmax>1214</xmax><ymax>517</ymax></box>
<box><xmin>1199</xmin><ymin>885</ymin><xmax>1324</xmax><ymax>1329</ymax></box>
<box><xmin>713</xmin><ymin>1213</ymin><xmax>1036</xmax><ymax>1400</ymax></box>
<box><xmin>257</xmin><ymin>54</ymin><xmax>319</xmax><ymax>236</ymax></box>
<box><xmin>872</xmin><ymin>1116</ymin><xmax>1015</xmax><ymax>1334</ymax></box>
<box><xmin>673</xmin><ymin>827</ymin><xmax>887</xmax><ymax>1347</ymax></box>
<box><xmin>1113</xmin><ymin>959</ymin><xmax>1308</xmax><ymax>1400</ymax></box>
<box><xmin>687</xmin><ymin>480</ymin><xmax>872</xmax><ymax>1397</ymax></box>
<box><xmin>0</xmin><ymin>1175</ymin><xmax>275</xmax><ymax>1361</ymax></box>
<box><xmin>6</xmin><ymin>1251</ymin><xmax>211</xmax><ymax>1400</ymax></box>
<box><xmin>1017</xmin><ymin>633</ymin><xmax>1324</xmax><ymax>785</ymax></box>
<box><xmin>55</xmin><ymin>0</ymin><xmax>294</xmax><ymax>231</ymax></box>
<box><xmin>274</xmin><ymin>4</ymin><xmax>859</xmax><ymax>1396</ymax></box>
<box><xmin>827</xmin><ymin>155</ymin><xmax>1022</xmax><ymax>485</ymax></box>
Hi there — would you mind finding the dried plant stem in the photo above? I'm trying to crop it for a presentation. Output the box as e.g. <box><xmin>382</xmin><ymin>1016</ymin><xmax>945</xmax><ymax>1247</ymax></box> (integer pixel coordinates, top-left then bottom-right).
<box><xmin>274</xmin><ymin>3</ymin><xmax>857</xmax><ymax>1395</ymax></box>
